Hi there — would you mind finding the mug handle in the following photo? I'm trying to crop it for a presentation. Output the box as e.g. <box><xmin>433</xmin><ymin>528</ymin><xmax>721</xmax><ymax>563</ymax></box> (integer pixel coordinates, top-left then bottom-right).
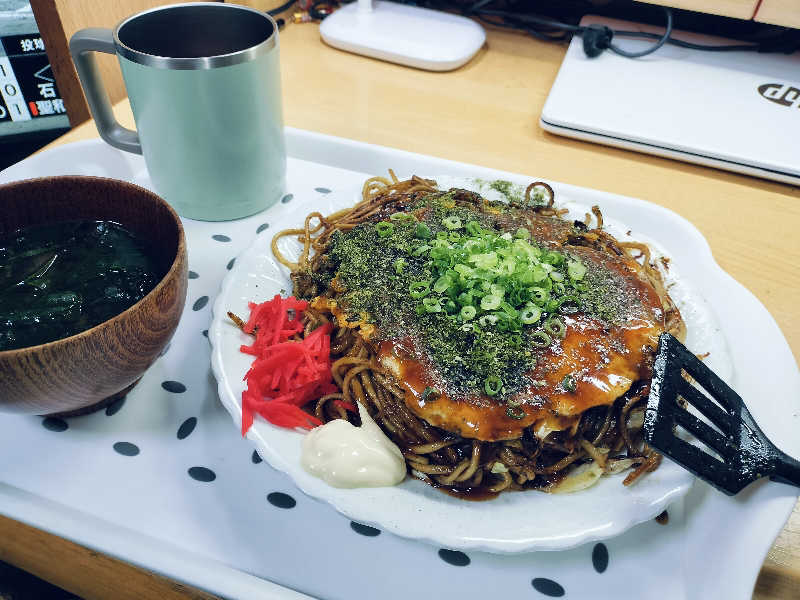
<box><xmin>69</xmin><ymin>28</ymin><xmax>142</xmax><ymax>155</ymax></box>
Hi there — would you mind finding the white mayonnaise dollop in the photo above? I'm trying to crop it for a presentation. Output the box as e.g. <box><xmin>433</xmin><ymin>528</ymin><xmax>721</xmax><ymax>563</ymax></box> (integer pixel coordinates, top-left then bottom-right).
<box><xmin>301</xmin><ymin>402</ymin><xmax>406</xmax><ymax>488</ymax></box>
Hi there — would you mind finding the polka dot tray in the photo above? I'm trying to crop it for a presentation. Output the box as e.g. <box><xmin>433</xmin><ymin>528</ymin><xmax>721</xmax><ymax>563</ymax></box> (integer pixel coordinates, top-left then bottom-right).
<box><xmin>0</xmin><ymin>131</ymin><xmax>797</xmax><ymax>600</ymax></box>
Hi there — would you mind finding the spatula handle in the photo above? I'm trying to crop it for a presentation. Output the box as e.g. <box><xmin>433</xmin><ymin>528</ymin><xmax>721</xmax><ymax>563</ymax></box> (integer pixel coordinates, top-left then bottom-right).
<box><xmin>770</xmin><ymin>451</ymin><xmax>800</xmax><ymax>489</ymax></box>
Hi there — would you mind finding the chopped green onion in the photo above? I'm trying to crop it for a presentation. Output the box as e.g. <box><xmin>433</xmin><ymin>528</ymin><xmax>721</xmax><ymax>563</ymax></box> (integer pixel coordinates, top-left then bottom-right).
<box><xmin>442</xmin><ymin>216</ymin><xmax>462</xmax><ymax>230</ymax></box>
<box><xmin>530</xmin><ymin>266</ymin><xmax>548</xmax><ymax>283</ymax></box>
<box><xmin>460</xmin><ymin>305</ymin><xmax>477</xmax><ymax>321</ymax></box>
<box><xmin>422</xmin><ymin>297</ymin><xmax>442</xmax><ymax>313</ymax></box>
<box><xmin>478</xmin><ymin>314</ymin><xmax>498</xmax><ymax>327</ymax></box>
<box><xmin>430</xmin><ymin>249</ymin><xmax>450</xmax><ymax>264</ymax></box>
<box><xmin>376</xmin><ymin>221</ymin><xmax>394</xmax><ymax>237</ymax></box>
<box><xmin>544</xmin><ymin>317</ymin><xmax>566</xmax><ymax>339</ymax></box>
<box><xmin>389</xmin><ymin>211</ymin><xmax>415</xmax><ymax>221</ymax></box>
<box><xmin>520</xmin><ymin>304</ymin><xmax>541</xmax><ymax>324</ymax></box>
<box><xmin>480</xmin><ymin>294</ymin><xmax>502</xmax><ymax>310</ymax></box>
<box><xmin>530</xmin><ymin>331</ymin><xmax>552</xmax><ymax>347</ymax></box>
<box><xmin>433</xmin><ymin>275</ymin><xmax>452</xmax><ymax>294</ymax></box>
<box><xmin>568</xmin><ymin>260</ymin><xmax>587</xmax><ymax>281</ymax></box>
<box><xmin>499</xmin><ymin>301</ymin><xmax>518</xmax><ymax>318</ymax></box>
<box><xmin>457</xmin><ymin>292</ymin><xmax>474</xmax><ymax>306</ymax></box>
<box><xmin>465</xmin><ymin>220</ymin><xmax>482</xmax><ymax>236</ymax></box>
<box><xmin>512</xmin><ymin>239</ymin><xmax>542</xmax><ymax>261</ymax></box>
<box><xmin>530</xmin><ymin>287</ymin><xmax>550</xmax><ymax>304</ymax></box>
<box><xmin>484</xmin><ymin>376</ymin><xmax>502</xmax><ymax>396</ymax></box>
<box><xmin>507</xmin><ymin>288</ymin><xmax>526</xmax><ymax>306</ymax></box>
<box><xmin>492</xmin><ymin>311</ymin><xmax>515</xmax><ymax>332</ymax></box>
<box><xmin>469</xmin><ymin>252</ymin><xmax>498</xmax><ymax>269</ymax></box>
<box><xmin>414</xmin><ymin>222</ymin><xmax>432</xmax><ymax>239</ymax></box>
<box><xmin>421</xmin><ymin>387</ymin><xmax>440</xmax><ymax>402</ymax></box>
<box><xmin>506</xmin><ymin>405</ymin><xmax>525</xmax><ymax>420</ymax></box>
<box><xmin>562</xmin><ymin>374</ymin><xmax>577</xmax><ymax>393</ymax></box>
<box><xmin>550</xmin><ymin>295</ymin><xmax>580</xmax><ymax>314</ymax></box>
<box><xmin>454</xmin><ymin>264</ymin><xmax>473</xmax><ymax>279</ymax></box>
<box><xmin>542</xmin><ymin>251</ymin><xmax>564</xmax><ymax>265</ymax></box>
<box><xmin>409</xmin><ymin>281</ymin><xmax>431</xmax><ymax>299</ymax></box>
<box><xmin>463</xmin><ymin>239</ymin><xmax>481</xmax><ymax>253</ymax></box>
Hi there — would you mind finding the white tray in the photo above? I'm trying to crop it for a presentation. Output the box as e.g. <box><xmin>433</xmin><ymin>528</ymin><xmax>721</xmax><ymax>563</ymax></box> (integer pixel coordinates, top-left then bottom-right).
<box><xmin>1</xmin><ymin>129</ymin><xmax>798</xmax><ymax>600</ymax></box>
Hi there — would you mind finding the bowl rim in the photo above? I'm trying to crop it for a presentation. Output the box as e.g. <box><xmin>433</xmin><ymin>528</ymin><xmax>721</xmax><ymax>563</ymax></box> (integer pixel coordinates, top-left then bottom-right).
<box><xmin>0</xmin><ymin>175</ymin><xmax>187</xmax><ymax>357</ymax></box>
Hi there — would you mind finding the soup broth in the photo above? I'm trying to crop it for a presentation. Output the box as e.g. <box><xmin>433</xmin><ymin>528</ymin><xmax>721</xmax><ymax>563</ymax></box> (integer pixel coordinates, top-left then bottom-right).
<box><xmin>0</xmin><ymin>220</ymin><xmax>161</xmax><ymax>351</ymax></box>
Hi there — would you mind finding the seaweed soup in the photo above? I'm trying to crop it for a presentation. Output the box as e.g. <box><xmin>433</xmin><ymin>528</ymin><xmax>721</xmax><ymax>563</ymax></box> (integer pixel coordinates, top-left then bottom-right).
<box><xmin>0</xmin><ymin>220</ymin><xmax>162</xmax><ymax>351</ymax></box>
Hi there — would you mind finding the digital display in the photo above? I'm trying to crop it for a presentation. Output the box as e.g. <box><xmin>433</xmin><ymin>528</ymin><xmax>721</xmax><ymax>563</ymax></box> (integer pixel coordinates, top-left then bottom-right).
<box><xmin>0</xmin><ymin>1</ymin><xmax>69</xmax><ymax>140</ymax></box>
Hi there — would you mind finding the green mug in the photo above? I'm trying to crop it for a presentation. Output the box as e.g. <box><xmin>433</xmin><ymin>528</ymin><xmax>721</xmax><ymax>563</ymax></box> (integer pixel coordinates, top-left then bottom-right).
<box><xmin>70</xmin><ymin>2</ymin><xmax>285</xmax><ymax>221</ymax></box>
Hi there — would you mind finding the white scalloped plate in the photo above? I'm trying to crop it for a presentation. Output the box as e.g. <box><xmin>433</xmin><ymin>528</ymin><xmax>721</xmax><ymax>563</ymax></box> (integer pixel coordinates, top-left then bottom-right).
<box><xmin>210</xmin><ymin>176</ymin><xmax>735</xmax><ymax>553</ymax></box>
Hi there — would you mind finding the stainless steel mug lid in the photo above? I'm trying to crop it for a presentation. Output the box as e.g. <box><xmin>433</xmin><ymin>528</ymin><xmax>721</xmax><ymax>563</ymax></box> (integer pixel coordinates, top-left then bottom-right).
<box><xmin>114</xmin><ymin>2</ymin><xmax>277</xmax><ymax>70</ymax></box>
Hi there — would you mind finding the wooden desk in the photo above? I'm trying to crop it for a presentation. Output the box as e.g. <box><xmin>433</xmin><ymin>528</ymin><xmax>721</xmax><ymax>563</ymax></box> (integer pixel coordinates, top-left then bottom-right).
<box><xmin>2</xmin><ymin>21</ymin><xmax>799</xmax><ymax>600</ymax></box>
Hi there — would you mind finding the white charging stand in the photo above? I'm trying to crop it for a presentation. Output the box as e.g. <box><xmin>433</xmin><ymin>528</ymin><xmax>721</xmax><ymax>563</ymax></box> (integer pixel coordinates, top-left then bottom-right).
<box><xmin>319</xmin><ymin>0</ymin><xmax>486</xmax><ymax>71</ymax></box>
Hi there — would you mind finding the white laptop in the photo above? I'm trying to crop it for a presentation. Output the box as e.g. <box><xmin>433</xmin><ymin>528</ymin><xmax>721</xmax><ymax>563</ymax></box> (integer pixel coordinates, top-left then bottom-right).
<box><xmin>541</xmin><ymin>16</ymin><xmax>800</xmax><ymax>186</ymax></box>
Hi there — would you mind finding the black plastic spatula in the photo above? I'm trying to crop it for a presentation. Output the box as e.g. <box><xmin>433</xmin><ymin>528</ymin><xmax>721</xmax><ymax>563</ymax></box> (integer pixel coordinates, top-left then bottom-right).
<box><xmin>644</xmin><ymin>333</ymin><xmax>800</xmax><ymax>495</ymax></box>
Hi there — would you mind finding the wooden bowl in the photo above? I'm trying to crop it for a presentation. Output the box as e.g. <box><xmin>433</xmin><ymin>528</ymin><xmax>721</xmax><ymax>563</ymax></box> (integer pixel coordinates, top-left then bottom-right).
<box><xmin>0</xmin><ymin>176</ymin><xmax>187</xmax><ymax>415</ymax></box>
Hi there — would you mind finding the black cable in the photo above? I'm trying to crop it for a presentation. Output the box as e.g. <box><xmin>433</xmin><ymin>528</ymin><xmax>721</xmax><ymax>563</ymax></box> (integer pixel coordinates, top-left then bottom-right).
<box><xmin>266</xmin><ymin>0</ymin><xmax>296</xmax><ymax>16</ymax></box>
<box><xmin>607</xmin><ymin>6</ymin><xmax>672</xmax><ymax>58</ymax></box>
<box><xmin>613</xmin><ymin>30</ymin><xmax>758</xmax><ymax>52</ymax></box>
<box><xmin>477</xmin><ymin>9</ymin><xmax>582</xmax><ymax>33</ymax></box>
<box><xmin>475</xmin><ymin>7</ymin><xmax>573</xmax><ymax>41</ymax></box>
